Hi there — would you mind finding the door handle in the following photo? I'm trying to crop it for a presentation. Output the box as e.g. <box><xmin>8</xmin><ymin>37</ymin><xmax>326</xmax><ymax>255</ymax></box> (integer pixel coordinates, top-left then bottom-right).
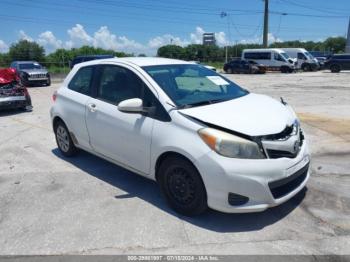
<box><xmin>88</xmin><ymin>103</ymin><xmax>97</xmax><ymax>112</ymax></box>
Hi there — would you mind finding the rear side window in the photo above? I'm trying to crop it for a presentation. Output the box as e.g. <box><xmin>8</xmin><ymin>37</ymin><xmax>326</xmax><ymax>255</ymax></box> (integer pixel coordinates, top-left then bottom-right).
<box><xmin>335</xmin><ymin>55</ymin><xmax>350</xmax><ymax>60</ymax></box>
<box><xmin>244</xmin><ymin>52</ymin><xmax>271</xmax><ymax>60</ymax></box>
<box><xmin>68</xmin><ymin>66</ymin><xmax>93</xmax><ymax>95</ymax></box>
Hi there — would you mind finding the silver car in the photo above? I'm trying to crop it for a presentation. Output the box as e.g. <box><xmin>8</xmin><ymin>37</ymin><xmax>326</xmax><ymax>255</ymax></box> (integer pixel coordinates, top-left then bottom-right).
<box><xmin>10</xmin><ymin>61</ymin><xmax>51</xmax><ymax>86</ymax></box>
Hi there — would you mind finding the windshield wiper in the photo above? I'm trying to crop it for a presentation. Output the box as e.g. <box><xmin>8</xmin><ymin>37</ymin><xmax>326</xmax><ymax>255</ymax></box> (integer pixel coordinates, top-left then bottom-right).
<box><xmin>177</xmin><ymin>98</ymin><xmax>231</xmax><ymax>109</ymax></box>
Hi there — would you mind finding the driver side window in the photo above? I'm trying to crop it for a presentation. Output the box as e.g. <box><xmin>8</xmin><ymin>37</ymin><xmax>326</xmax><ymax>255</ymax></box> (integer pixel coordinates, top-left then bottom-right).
<box><xmin>97</xmin><ymin>65</ymin><xmax>143</xmax><ymax>105</ymax></box>
<box><xmin>274</xmin><ymin>53</ymin><xmax>284</xmax><ymax>62</ymax></box>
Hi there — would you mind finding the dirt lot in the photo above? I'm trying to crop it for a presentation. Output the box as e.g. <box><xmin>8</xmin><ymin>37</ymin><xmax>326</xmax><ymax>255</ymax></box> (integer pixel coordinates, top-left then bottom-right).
<box><xmin>0</xmin><ymin>71</ymin><xmax>349</xmax><ymax>255</ymax></box>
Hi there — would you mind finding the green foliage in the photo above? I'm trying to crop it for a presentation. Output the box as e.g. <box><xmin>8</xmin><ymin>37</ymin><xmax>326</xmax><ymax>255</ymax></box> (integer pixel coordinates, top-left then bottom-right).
<box><xmin>8</xmin><ymin>40</ymin><xmax>45</xmax><ymax>62</ymax></box>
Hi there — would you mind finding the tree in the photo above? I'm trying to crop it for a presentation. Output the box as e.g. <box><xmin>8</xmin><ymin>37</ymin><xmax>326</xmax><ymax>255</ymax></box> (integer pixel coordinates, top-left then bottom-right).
<box><xmin>157</xmin><ymin>45</ymin><xmax>185</xmax><ymax>59</ymax></box>
<box><xmin>323</xmin><ymin>37</ymin><xmax>346</xmax><ymax>53</ymax></box>
<box><xmin>8</xmin><ymin>40</ymin><xmax>45</xmax><ymax>62</ymax></box>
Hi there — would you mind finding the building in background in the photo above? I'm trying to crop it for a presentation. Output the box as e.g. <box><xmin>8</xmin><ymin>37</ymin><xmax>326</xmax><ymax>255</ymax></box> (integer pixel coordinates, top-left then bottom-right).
<box><xmin>346</xmin><ymin>18</ymin><xmax>350</xmax><ymax>53</ymax></box>
<box><xmin>202</xmin><ymin>33</ymin><xmax>216</xmax><ymax>46</ymax></box>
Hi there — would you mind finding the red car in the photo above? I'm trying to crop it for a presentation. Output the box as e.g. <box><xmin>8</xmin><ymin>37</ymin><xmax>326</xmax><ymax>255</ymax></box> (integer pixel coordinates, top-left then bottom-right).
<box><xmin>0</xmin><ymin>68</ymin><xmax>32</xmax><ymax>111</ymax></box>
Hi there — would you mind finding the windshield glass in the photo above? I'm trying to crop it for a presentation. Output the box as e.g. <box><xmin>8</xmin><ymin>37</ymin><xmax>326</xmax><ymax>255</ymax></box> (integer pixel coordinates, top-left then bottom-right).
<box><xmin>19</xmin><ymin>63</ymin><xmax>42</xmax><ymax>70</ymax></box>
<box><xmin>280</xmin><ymin>52</ymin><xmax>290</xmax><ymax>60</ymax></box>
<box><xmin>305</xmin><ymin>51</ymin><xmax>314</xmax><ymax>59</ymax></box>
<box><xmin>142</xmin><ymin>64</ymin><xmax>248</xmax><ymax>108</ymax></box>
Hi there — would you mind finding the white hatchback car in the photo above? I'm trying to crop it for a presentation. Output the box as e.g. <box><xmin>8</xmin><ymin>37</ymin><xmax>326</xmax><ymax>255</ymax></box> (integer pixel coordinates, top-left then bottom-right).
<box><xmin>50</xmin><ymin>57</ymin><xmax>310</xmax><ymax>216</ymax></box>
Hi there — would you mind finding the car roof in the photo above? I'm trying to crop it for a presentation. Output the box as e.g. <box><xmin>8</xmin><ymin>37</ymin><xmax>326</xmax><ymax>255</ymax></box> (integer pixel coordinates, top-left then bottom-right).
<box><xmin>243</xmin><ymin>48</ymin><xmax>285</xmax><ymax>53</ymax></box>
<box><xmin>79</xmin><ymin>57</ymin><xmax>194</xmax><ymax>67</ymax></box>
<box><xmin>74</xmin><ymin>55</ymin><xmax>114</xmax><ymax>59</ymax></box>
<box><xmin>14</xmin><ymin>61</ymin><xmax>39</xmax><ymax>64</ymax></box>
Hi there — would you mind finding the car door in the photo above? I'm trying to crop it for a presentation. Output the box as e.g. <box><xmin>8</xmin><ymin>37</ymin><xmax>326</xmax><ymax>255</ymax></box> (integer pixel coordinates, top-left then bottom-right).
<box><xmin>59</xmin><ymin>65</ymin><xmax>95</xmax><ymax>150</ymax></box>
<box><xmin>85</xmin><ymin>64</ymin><xmax>155</xmax><ymax>174</ymax></box>
<box><xmin>342</xmin><ymin>55</ymin><xmax>350</xmax><ymax>70</ymax></box>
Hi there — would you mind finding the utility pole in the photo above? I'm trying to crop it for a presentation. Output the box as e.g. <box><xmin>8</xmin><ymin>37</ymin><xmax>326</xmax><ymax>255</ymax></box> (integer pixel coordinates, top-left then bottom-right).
<box><xmin>346</xmin><ymin>17</ymin><xmax>350</xmax><ymax>53</ymax></box>
<box><xmin>263</xmin><ymin>0</ymin><xmax>269</xmax><ymax>47</ymax></box>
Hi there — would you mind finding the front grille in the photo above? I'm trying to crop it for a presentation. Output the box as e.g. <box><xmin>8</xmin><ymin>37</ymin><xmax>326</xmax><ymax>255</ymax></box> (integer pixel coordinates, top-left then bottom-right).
<box><xmin>268</xmin><ymin>163</ymin><xmax>309</xmax><ymax>199</ymax></box>
<box><xmin>30</xmin><ymin>74</ymin><xmax>47</xmax><ymax>78</ymax></box>
<box><xmin>265</xmin><ymin>131</ymin><xmax>304</xmax><ymax>159</ymax></box>
<box><xmin>267</xmin><ymin>149</ymin><xmax>296</xmax><ymax>159</ymax></box>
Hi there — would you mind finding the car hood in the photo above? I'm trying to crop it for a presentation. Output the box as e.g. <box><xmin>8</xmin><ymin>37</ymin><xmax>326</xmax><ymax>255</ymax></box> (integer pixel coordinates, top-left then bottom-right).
<box><xmin>21</xmin><ymin>69</ymin><xmax>48</xmax><ymax>74</ymax></box>
<box><xmin>179</xmin><ymin>93</ymin><xmax>296</xmax><ymax>137</ymax></box>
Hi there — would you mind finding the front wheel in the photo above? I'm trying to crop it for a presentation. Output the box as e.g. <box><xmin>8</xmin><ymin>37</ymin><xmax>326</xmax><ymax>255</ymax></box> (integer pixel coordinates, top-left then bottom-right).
<box><xmin>158</xmin><ymin>156</ymin><xmax>208</xmax><ymax>216</ymax></box>
<box><xmin>301</xmin><ymin>64</ymin><xmax>311</xmax><ymax>72</ymax></box>
<box><xmin>46</xmin><ymin>77</ymin><xmax>51</xmax><ymax>86</ymax></box>
<box><xmin>330</xmin><ymin>64</ymin><xmax>341</xmax><ymax>73</ymax></box>
<box><xmin>54</xmin><ymin>121</ymin><xmax>77</xmax><ymax>157</ymax></box>
<box><xmin>227</xmin><ymin>68</ymin><xmax>233</xmax><ymax>74</ymax></box>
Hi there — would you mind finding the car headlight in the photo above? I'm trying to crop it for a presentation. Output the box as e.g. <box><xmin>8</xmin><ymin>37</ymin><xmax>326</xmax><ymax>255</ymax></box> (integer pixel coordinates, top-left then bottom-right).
<box><xmin>198</xmin><ymin>128</ymin><xmax>265</xmax><ymax>159</ymax></box>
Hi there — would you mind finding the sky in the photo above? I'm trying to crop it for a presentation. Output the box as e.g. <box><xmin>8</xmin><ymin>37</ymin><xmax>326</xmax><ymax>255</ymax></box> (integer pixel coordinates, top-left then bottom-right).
<box><xmin>0</xmin><ymin>0</ymin><xmax>349</xmax><ymax>55</ymax></box>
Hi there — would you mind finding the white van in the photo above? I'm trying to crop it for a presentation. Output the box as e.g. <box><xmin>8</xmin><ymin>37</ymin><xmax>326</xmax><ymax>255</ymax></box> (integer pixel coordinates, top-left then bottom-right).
<box><xmin>281</xmin><ymin>48</ymin><xmax>320</xmax><ymax>71</ymax></box>
<box><xmin>242</xmin><ymin>48</ymin><xmax>296</xmax><ymax>73</ymax></box>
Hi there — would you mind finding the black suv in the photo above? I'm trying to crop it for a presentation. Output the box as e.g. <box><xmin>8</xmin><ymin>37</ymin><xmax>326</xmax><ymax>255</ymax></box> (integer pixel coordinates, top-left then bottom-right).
<box><xmin>325</xmin><ymin>54</ymin><xmax>350</xmax><ymax>73</ymax></box>
<box><xmin>223</xmin><ymin>60</ymin><xmax>266</xmax><ymax>74</ymax></box>
<box><xmin>69</xmin><ymin>55</ymin><xmax>114</xmax><ymax>69</ymax></box>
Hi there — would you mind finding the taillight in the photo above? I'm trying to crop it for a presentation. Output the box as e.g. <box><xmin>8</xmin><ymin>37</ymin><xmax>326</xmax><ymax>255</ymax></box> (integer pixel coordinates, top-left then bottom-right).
<box><xmin>52</xmin><ymin>91</ymin><xmax>57</xmax><ymax>102</ymax></box>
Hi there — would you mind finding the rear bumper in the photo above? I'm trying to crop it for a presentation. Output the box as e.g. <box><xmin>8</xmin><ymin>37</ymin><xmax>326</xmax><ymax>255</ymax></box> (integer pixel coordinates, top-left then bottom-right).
<box><xmin>0</xmin><ymin>96</ymin><xmax>31</xmax><ymax>110</ymax></box>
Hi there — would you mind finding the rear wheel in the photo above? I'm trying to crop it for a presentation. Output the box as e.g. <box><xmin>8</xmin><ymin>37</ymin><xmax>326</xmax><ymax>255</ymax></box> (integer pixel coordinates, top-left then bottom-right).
<box><xmin>54</xmin><ymin>121</ymin><xmax>77</xmax><ymax>157</ymax></box>
<box><xmin>330</xmin><ymin>64</ymin><xmax>341</xmax><ymax>73</ymax></box>
<box><xmin>158</xmin><ymin>156</ymin><xmax>208</xmax><ymax>216</ymax></box>
<box><xmin>227</xmin><ymin>68</ymin><xmax>233</xmax><ymax>74</ymax></box>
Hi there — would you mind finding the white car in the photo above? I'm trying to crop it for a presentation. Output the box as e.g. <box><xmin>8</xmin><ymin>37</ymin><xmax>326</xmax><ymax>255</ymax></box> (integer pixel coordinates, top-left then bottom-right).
<box><xmin>50</xmin><ymin>57</ymin><xmax>310</xmax><ymax>216</ymax></box>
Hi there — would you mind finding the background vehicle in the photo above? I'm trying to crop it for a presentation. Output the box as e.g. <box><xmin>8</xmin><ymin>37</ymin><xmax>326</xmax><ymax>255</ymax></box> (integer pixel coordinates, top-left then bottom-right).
<box><xmin>282</xmin><ymin>48</ymin><xmax>319</xmax><ymax>71</ymax></box>
<box><xmin>51</xmin><ymin>57</ymin><xmax>309</xmax><ymax>216</ymax></box>
<box><xmin>324</xmin><ymin>54</ymin><xmax>350</xmax><ymax>73</ymax></box>
<box><xmin>242</xmin><ymin>48</ymin><xmax>295</xmax><ymax>73</ymax></box>
<box><xmin>10</xmin><ymin>61</ymin><xmax>50</xmax><ymax>86</ymax></box>
<box><xmin>223</xmin><ymin>59</ymin><xmax>266</xmax><ymax>74</ymax></box>
<box><xmin>69</xmin><ymin>55</ymin><xmax>114</xmax><ymax>69</ymax></box>
<box><xmin>0</xmin><ymin>68</ymin><xmax>32</xmax><ymax>111</ymax></box>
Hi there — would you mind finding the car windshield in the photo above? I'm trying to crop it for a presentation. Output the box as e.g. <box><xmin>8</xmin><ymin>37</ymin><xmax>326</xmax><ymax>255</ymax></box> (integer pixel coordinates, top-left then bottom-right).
<box><xmin>280</xmin><ymin>52</ymin><xmax>290</xmax><ymax>60</ymax></box>
<box><xmin>305</xmin><ymin>52</ymin><xmax>314</xmax><ymax>59</ymax></box>
<box><xmin>19</xmin><ymin>63</ymin><xmax>42</xmax><ymax>70</ymax></box>
<box><xmin>143</xmin><ymin>64</ymin><xmax>248</xmax><ymax>108</ymax></box>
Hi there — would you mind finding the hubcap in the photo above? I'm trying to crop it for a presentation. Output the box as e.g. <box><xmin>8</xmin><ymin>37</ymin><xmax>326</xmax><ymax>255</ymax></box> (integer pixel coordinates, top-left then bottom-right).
<box><xmin>167</xmin><ymin>167</ymin><xmax>196</xmax><ymax>205</ymax></box>
<box><xmin>56</xmin><ymin>125</ymin><xmax>70</xmax><ymax>152</ymax></box>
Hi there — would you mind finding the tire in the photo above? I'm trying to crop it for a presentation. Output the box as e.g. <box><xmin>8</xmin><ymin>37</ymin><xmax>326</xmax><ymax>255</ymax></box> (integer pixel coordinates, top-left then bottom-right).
<box><xmin>280</xmin><ymin>66</ymin><xmax>287</xmax><ymax>73</ymax></box>
<box><xmin>46</xmin><ymin>77</ymin><xmax>51</xmax><ymax>86</ymax></box>
<box><xmin>330</xmin><ymin>64</ymin><xmax>341</xmax><ymax>73</ymax></box>
<box><xmin>301</xmin><ymin>64</ymin><xmax>311</xmax><ymax>72</ymax></box>
<box><xmin>227</xmin><ymin>68</ymin><xmax>233</xmax><ymax>74</ymax></box>
<box><xmin>158</xmin><ymin>156</ymin><xmax>208</xmax><ymax>216</ymax></box>
<box><xmin>54</xmin><ymin>120</ymin><xmax>77</xmax><ymax>157</ymax></box>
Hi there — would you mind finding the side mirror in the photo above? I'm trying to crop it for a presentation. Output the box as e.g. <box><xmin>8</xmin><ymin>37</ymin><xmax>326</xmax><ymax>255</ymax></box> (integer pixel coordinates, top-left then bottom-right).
<box><xmin>118</xmin><ymin>98</ymin><xmax>143</xmax><ymax>113</ymax></box>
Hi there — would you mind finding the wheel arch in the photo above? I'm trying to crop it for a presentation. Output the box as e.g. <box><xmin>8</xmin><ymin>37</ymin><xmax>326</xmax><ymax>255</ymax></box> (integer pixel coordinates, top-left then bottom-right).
<box><xmin>155</xmin><ymin>151</ymin><xmax>199</xmax><ymax>183</ymax></box>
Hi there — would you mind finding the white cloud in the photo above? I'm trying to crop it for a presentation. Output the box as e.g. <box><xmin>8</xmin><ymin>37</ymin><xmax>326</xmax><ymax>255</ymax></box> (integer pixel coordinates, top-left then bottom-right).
<box><xmin>66</xmin><ymin>24</ymin><xmax>93</xmax><ymax>47</ymax></box>
<box><xmin>215</xmin><ymin>31</ymin><xmax>228</xmax><ymax>46</ymax></box>
<box><xmin>148</xmin><ymin>34</ymin><xmax>188</xmax><ymax>49</ymax></box>
<box><xmin>190</xmin><ymin>27</ymin><xmax>205</xmax><ymax>44</ymax></box>
<box><xmin>37</xmin><ymin>31</ymin><xmax>62</xmax><ymax>53</ymax></box>
<box><xmin>11</xmin><ymin>25</ymin><xmax>230</xmax><ymax>55</ymax></box>
<box><xmin>0</xmin><ymin>40</ymin><xmax>8</xmax><ymax>53</ymax></box>
<box><xmin>239</xmin><ymin>33</ymin><xmax>282</xmax><ymax>44</ymax></box>
<box><xmin>19</xmin><ymin>30</ymin><xmax>33</xmax><ymax>42</ymax></box>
